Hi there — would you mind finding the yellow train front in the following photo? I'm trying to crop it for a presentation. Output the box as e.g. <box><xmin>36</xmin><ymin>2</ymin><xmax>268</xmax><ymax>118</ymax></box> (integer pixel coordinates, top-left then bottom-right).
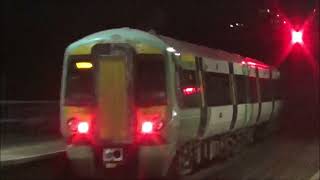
<box><xmin>60</xmin><ymin>28</ymin><xmax>177</xmax><ymax>179</ymax></box>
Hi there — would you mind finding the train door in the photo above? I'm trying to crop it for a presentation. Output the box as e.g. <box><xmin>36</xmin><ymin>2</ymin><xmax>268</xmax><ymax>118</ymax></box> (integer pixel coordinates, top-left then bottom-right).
<box><xmin>96</xmin><ymin>55</ymin><xmax>132</xmax><ymax>142</ymax></box>
<box><xmin>202</xmin><ymin>58</ymin><xmax>233</xmax><ymax>137</ymax></box>
<box><xmin>245</xmin><ymin>66</ymin><xmax>258</xmax><ymax>127</ymax></box>
<box><xmin>258</xmin><ymin>69</ymin><xmax>272</xmax><ymax>123</ymax></box>
<box><xmin>247</xmin><ymin>69</ymin><xmax>260</xmax><ymax>126</ymax></box>
<box><xmin>232</xmin><ymin>63</ymin><xmax>248</xmax><ymax>129</ymax></box>
<box><xmin>175</xmin><ymin>55</ymin><xmax>202</xmax><ymax>142</ymax></box>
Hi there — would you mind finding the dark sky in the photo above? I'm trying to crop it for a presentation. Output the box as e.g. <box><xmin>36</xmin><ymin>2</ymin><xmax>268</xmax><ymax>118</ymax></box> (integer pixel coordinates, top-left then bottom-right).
<box><xmin>1</xmin><ymin>0</ymin><xmax>318</xmax><ymax>100</ymax></box>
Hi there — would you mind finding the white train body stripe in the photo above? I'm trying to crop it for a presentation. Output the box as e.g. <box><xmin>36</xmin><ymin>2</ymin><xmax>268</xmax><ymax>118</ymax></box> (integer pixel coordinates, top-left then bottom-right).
<box><xmin>179</xmin><ymin>108</ymin><xmax>201</xmax><ymax>140</ymax></box>
<box><xmin>247</xmin><ymin>102</ymin><xmax>259</xmax><ymax>126</ymax></box>
<box><xmin>259</xmin><ymin>101</ymin><xmax>273</xmax><ymax>123</ymax></box>
<box><xmin>203</xmin><ymin>58</ymin><xmax>229</xmax><ymax>74</ymax></box>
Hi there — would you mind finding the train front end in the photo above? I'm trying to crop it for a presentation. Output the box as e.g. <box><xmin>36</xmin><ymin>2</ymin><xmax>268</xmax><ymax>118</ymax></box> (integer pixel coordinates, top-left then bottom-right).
<box><xmin>60</xmin><ymin>40</ymin><xmax>176</xmax><ymax>179</ymax></box>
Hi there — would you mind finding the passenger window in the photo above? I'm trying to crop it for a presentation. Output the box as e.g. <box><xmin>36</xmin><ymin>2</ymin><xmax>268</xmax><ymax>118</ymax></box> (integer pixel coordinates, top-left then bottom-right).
<box><xmin>273</xmin><ymin>79</ymin><xmax>282</xmax><ymax>100</ymax></box>
<box><xmin>235</xmin><ymin>75</ymin><xmax>249</xmax><ymax>104</ymax></box>
<box><xmin>177</xmin><ymin>68</ymin><xmax>201</xmax><ymax>108</ymax></box>
<box><xmin>205</xmin><ymin>72</ymin><xmax>231</xmax><ymax>106</ymax></box>
<box><xmin>260</xmin><ymin>79</ymin><xmax>273</xmax><ymax>102</ymax></box>
<box><xmin>249</xmin><ymin>77</ymin><xmax>258</xmax><ymax>103</ymax></box>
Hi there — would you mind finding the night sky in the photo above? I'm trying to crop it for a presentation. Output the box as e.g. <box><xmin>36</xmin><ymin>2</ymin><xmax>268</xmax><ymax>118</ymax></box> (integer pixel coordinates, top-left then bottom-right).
<box><xmin>2</xmin><ymin>0</ymin><xmax>318</xmax><ymax>100</ymax></box>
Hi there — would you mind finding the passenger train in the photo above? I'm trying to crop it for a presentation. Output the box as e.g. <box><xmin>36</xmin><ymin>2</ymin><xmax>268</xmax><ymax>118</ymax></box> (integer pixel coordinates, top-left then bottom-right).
<box><xmin>60</xmin><ymin>28</ymin><xmax>282</xmax><ymax>179</ymax></box>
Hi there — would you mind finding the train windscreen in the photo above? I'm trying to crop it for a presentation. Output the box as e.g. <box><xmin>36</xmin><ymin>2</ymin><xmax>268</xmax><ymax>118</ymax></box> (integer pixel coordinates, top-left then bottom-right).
<box><xmin>134</xmin><ymin>54</ymin><xmax>167</xmax><ymax>107</ymax></box>
<box><xmin>65</xmin><ymin>59</ymin><xmax>95</xmax><ymax>105</ymax></box>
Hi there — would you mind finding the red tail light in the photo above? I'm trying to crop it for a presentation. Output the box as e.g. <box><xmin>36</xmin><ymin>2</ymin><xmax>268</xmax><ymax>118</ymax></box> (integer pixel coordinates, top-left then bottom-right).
<box><xmin>140</xmin><ymin>120</ymin><xmax>164</xmax><ymax>134</ymax></box>
<box><xmin>141</xmin><ymin>121</ymin><xmax>153</xmax><ymax>134</ymax></box>
<box><xmin>136</xmin><ymin>107</ymin><xmax>166</xmax><ymax>144</ymax></box>
<box><xmin>77</xmin><ymin>122</ymin><xmax>89</xmax><ymax>134</ymax></box>
<box><xmin>137</xmin><ymin>112</ymin><xmax>164</xmax><ymax>134</ymax></box>
<box><xmin>68</xmin><ymin>118</ymin><xmax>91</xmax><ymax>134</ymax></box>
<box><xmin>67</xmin><ymin>118</ymin><xmax>93</xmax><ymax>144</ymax></box>
<box><xmin>137</xmin><ymin>117</ymin><xmax>165</xmax><ymax>144</ymax></box>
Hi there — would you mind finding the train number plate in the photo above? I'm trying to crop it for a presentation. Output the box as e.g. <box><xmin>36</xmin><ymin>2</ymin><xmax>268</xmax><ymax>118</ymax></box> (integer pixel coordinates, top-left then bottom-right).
<box><xmin>102</xmin><ymin>148</ymin><xmax>124</xmax><ymax>162</ymax></box>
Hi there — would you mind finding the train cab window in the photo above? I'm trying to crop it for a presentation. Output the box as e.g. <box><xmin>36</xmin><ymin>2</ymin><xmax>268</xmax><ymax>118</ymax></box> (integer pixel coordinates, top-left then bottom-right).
<box><xmin>177</xmin><ymin>68</ymin><xmax>201</xmax><ymax>108</ymax></box>
<box><xmin>205</xmin><ymin>72</ymin><xmax>231</xmax><ymax>106</ymax></box>
<box><xmin>65</xmin><ymin>58</ymin><xmax>96</xmax><ymax>105</ymax></box>
<box><xmin>134</xmin><ymin>54</ymin><xmax>167</xmax><ymax>107</ymax></box>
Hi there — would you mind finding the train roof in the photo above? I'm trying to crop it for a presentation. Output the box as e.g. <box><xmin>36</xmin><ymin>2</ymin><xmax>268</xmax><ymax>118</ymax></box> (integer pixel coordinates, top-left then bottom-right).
<box><xmin>158</xmin><ymin>35</ymin><xmax>270</xmax><ymax>67</ymax></box>
<box><xmin>67</xmin><ymin>27</ymin><xmax>272</xmax><ymax>68</ymax></box>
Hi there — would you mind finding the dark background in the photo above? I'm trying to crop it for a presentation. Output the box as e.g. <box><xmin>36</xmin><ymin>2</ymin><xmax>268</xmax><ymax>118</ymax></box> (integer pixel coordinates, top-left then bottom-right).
<box><xmin>2</xmin><ymin>0</ymin><xmax>318</xmax><ymax>100</ymax></box>
<box><xmin>1</xmin><ymin>0</ymin><xmax>319</xmax><ymax>135</ymax></box>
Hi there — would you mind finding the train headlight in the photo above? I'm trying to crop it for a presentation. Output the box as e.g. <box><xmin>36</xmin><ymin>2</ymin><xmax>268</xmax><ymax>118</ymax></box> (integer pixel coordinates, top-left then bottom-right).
<box><xmin>166</xmin><ymin>47</ymin><xmax>176</xmax><ymax>52</ymax></box>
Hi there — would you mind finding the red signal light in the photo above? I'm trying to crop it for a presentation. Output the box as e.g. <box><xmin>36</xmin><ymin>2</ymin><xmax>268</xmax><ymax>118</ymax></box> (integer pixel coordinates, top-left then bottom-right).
<box><xmin>291</xmin><ymin>30</ymin><xmax>303</xmax><ymax>44</ymax></box>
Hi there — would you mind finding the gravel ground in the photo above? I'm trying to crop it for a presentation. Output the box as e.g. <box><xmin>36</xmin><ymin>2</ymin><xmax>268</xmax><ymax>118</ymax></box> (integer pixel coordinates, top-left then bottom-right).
<box><xmin>196</xmin><ymin>134</ymin><xmax>319</xmax><ymax>180</ymax></box>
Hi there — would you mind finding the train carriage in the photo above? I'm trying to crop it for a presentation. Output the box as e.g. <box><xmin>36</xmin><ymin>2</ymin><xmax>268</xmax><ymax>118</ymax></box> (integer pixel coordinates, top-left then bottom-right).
<box><xmin>60</xmin><ymin>28</ymin><xmax>282</xmax><ymax>179</ymax></box>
